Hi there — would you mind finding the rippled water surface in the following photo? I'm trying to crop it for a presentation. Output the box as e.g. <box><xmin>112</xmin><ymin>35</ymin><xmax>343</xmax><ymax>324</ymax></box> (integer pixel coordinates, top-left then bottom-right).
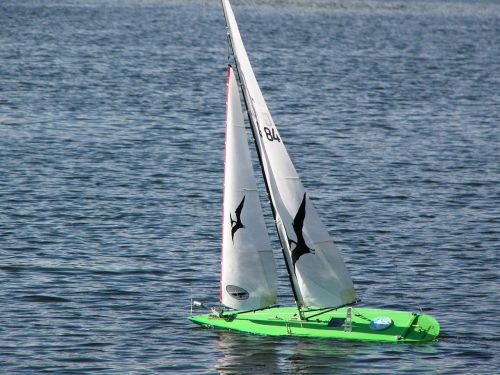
<box><xmin>1</xmin><ymin>0</ymin><xmax>499</xmax><ymax>373</ymax></box>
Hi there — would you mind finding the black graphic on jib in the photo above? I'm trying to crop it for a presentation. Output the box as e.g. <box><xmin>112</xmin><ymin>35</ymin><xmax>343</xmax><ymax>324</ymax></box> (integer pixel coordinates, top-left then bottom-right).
<box><xmin>289</xmin><ymin>193</ymin><xmax>314</xmax><ymax>266</ymax></box>
<box><xmin>230</xmin><ymin>196</ymin><xmax>245</xmax><ymax>241</ymax></box>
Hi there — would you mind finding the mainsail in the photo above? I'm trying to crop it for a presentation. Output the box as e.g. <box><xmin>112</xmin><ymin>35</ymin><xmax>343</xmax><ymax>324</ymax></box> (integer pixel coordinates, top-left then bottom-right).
<box><xmin>221</xmin><ymin>0</ymin><xmax>356</xmax><ymax>309</ymax></box>
<box><xmin>220</xmin><ymin>65</ymin><xmax>277</xmax><ymax>310</ymax></box>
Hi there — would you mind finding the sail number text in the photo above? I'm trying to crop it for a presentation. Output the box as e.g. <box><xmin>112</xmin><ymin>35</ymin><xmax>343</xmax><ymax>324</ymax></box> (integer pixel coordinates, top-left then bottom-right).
<box><xmin>264</xmin><ymin>127</ymin><xmax>281</xmax><ymax>142</ymax></box>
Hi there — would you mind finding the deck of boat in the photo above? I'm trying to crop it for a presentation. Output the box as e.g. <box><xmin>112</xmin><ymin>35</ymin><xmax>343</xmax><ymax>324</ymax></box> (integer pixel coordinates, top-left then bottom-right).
<box><xmin>189</xmin><ymin>306</ymin><xmax>439</xmax><ymax>343</ymax></box>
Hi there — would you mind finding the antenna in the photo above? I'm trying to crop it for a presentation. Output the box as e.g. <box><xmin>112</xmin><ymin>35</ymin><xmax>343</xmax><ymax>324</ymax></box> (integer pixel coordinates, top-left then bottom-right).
<box><xmin>190</xmin><ymin>287</ymin><xmax>193</xmax><ymax>314</ymax></box>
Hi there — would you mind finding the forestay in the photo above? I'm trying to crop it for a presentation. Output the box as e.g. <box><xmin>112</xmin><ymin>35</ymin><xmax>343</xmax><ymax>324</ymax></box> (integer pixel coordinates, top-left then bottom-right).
<box><xmin>220</xmin><ymin>65</ymin><xmax>278</xmax><ymax>310</ymax></box>
<box><xmin>221</xmin><ymin>0</ymin><xmax>356</xmax><ymax>309</ymax></box>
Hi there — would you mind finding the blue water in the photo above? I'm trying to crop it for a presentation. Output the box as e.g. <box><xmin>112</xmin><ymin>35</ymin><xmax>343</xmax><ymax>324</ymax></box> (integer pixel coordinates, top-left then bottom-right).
<box><xmin>1</xmin><ymin>0</ymin><xmax>499</xmax><ymax>373</ymax></box>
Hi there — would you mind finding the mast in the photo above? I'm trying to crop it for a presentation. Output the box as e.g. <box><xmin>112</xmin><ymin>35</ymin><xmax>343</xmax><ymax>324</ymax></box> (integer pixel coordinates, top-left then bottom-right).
<box><xmin>220</xmin><ymin>0</ymin><xmax>304</xmax><ymax>311</ymax></box>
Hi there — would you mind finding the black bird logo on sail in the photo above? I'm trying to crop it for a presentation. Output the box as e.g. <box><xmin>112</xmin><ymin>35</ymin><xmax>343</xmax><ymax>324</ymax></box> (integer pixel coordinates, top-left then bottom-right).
<box><xmin>230</xmin><ymin>196</ymin><xmax>245</xmax><ymax>242</ymax></box>
<box><xmin>289</xmin><ymin>193</ymin><xmax>315</xmax><ymax>267</ymax></box>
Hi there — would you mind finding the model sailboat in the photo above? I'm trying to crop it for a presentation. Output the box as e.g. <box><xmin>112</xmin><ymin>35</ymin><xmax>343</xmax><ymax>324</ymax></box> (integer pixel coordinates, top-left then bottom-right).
<box><xmin>189</xmin><ymin>0</ymin><xmax>439</xmax><ymax>342</ymax></box>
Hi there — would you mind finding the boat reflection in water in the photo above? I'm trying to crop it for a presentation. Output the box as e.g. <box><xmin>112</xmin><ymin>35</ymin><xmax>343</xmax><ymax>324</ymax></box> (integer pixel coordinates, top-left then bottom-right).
<box><xmin>212</xmin><ymin>331</ymin><xmax>360</xmax><ymax>374</ymax></box>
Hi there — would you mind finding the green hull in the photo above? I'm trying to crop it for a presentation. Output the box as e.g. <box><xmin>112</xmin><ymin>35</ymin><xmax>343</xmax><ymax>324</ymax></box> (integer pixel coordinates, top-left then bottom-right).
<box><xmin>189</xmin><ymin>306</ymin><xmax>439</xmax><ymax>343</ymax></box>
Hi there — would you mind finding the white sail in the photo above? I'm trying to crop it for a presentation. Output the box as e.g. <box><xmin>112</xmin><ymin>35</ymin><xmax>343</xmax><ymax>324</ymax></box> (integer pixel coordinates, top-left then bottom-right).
<box><xmin>221</xmin><ymin>0</ymin><xmax>356</xmax><ymax>308</ymax></box>
<box><xmin>221</xmin><ymin>65</ymin><xmax>278</xmax><ymax>310</ymax></box>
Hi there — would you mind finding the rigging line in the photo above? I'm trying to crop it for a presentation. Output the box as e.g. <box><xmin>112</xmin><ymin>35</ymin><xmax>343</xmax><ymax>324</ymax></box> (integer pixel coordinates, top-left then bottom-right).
<box><xmin>303</xmin><ymin>308</ymin><xmax>337</xmax><ymax>321</ymax></box>
<box><xmin>223</xmin><ymin>304</ymin><xmax>281</xmax><ymax>318</ymax></box>
<box><xmin>390</xmin><ymin>254</ymin><xmax>421</xmax><ymax>311</ymax></box>
<box><xmin>220</xmin><ymin>0</ymin><xmax>303</xmax><ymax>312</ymax></box>
<box><xmin>226</xmin><ymin>30</ymin><xmax>231</xmax><ymax>63</ymax></box>
<box><xmin>302</xmin><ymin>299</ymin><xmax>361</xmax><ymax>321</ymax></box>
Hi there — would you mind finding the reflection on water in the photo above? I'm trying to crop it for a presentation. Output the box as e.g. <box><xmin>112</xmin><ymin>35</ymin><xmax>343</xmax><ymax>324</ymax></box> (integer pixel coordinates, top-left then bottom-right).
<box><xmin>213</xmin><ymin>331</ymin><xmax>358</xmax><ymax>374</ymax></box>
<box><xmin>213</xmin><ymin>332</ymin><xmax>282</xmax><ymax>374</ymax></box>
<box><xmin>284</xmin><ymin>338</ymin><xmax>357</xmax><ymax>374</ymax></box>
<box><xmin>212</xmin><ymin>328</ymin><xmax>444</xmax><ymax>374</ymax></box>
